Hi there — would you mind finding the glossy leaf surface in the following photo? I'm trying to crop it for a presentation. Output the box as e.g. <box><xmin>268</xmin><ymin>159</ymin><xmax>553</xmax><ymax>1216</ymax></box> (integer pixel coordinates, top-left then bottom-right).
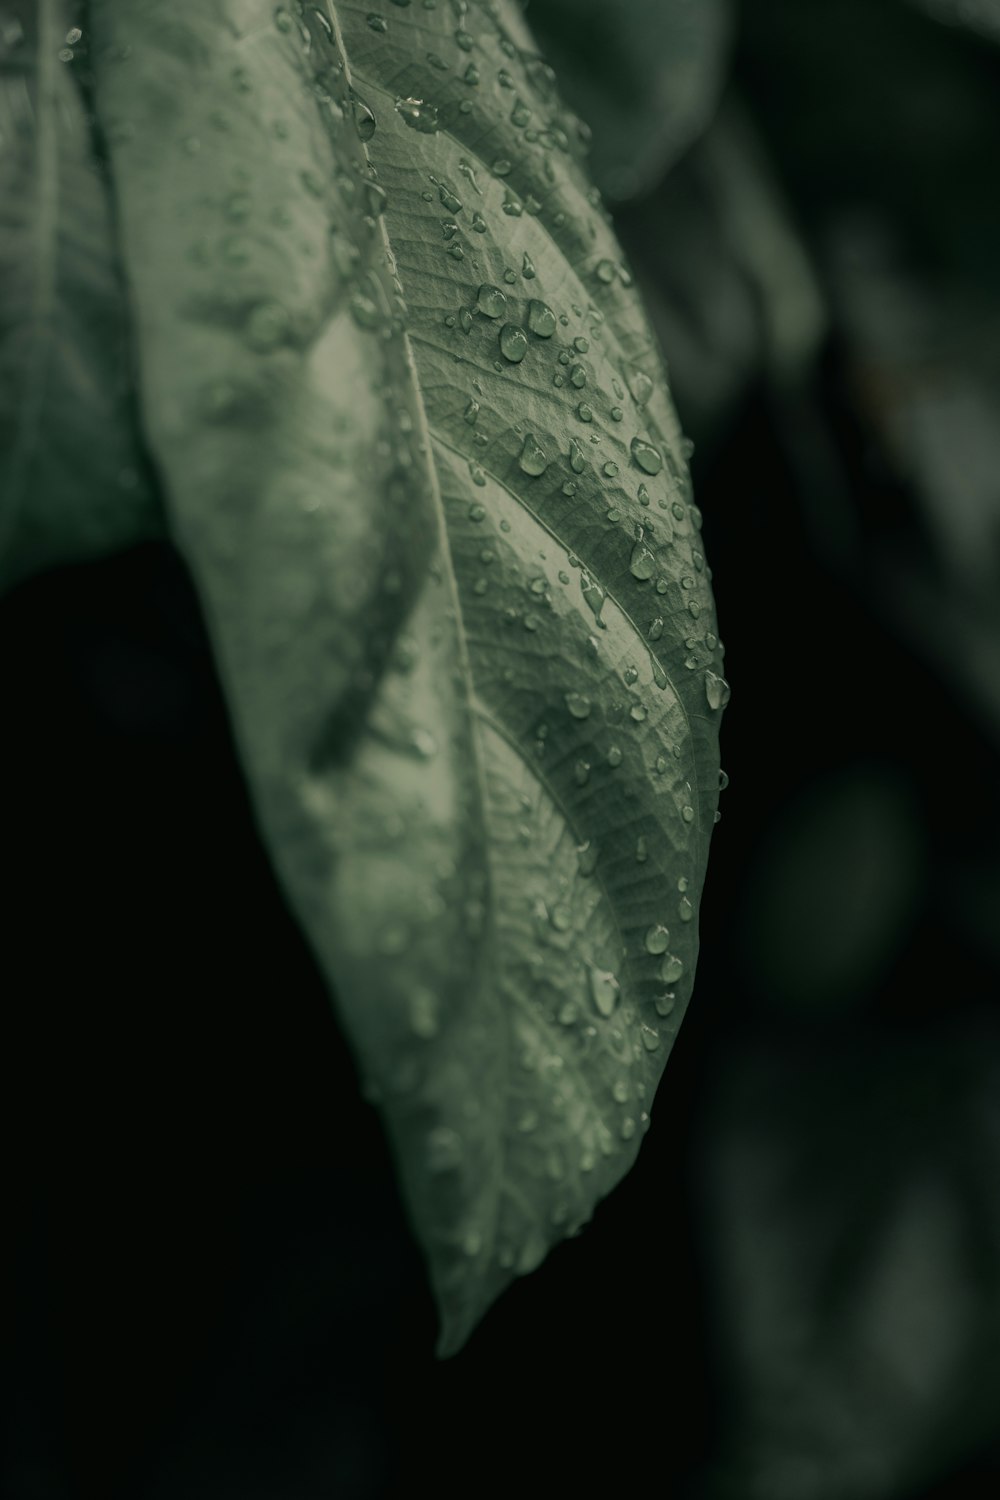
<box><xmin>81</xmin><ymin>0</ymin><xmax>725</xmax><ymax>1356</ymax></box>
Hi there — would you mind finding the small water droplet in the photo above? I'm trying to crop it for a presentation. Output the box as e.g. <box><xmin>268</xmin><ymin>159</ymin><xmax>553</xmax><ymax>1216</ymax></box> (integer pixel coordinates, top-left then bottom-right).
<box><xmin>500</xmin><ymin>324</ymin><xmax>528</xmax><ymax>362</ymax></box>
<box><xmin>629</xmin><ymin>535</ymin><xmax>656</xmax><ymax>581</ymax></box>
<box><xmin>565</xmin><ymin>692</ymin><xmax>591</xmax><ymax>720</ymax></box>
<box><xmin>661</xmin><ymin>953</ymin><xmax>684</xmax><ymax>984</ymax></box>
<box><xmin>426</xmin><ymin>1126</ymin><xmax>463</xmax><ymax>1172</ymax></box>
<box><xmin>367</xmin><ymin>12</ymin><xmax>388</xmax><ymax>30</ymax></box>
<box><xmin>640</xmin><ymin>1025</ymin><xmax>660</xmax><ymax>1052</ymax></box>
<box><xmin>678</xmin><ymin>896</ymin><xmax>694</xmax><ymax>924</ymax></box>
<box><xmin>705</xmin><ymin>671</ymin><xmax>731</xmax><ymax>710</ymax></box>
<box><xmin>577</xmin><ymin>403</ymin><xmax>593</xmax><ymax>422</ymax></box>
<box><xmin>574</xmin><ymin>760</ymin><xmax>591</xmax><ymax>787</ymax></box>
<box><xmin>635</xmin><ymin>835</ymin><xmax>648</xmax><ymax>862</ymax></box>
<box><xmin>588</xmin><ymin>964</ymin><xmax>620</xmax><ymax>1018</ymax></box>
<box><xmin>396</xmin><ymin>96</ymin><xmax>439</xmax><ymax>132</ymax></box>
<box><xmin>595</xmin><ymin>259</ymin><xmax>616</xmax><ymax>284</ymax></box>
<box><xmin>645</xmin><ymin>925</ymin><xmax>670</xmax><ymax>955</ymax></box>
<box><xmin>522</xmin><ymin>251</ymin><xmax>536</xmax><ymax>278</ymax></box>
<box><xmin>558</xmin><ymin>1000</ymin><xmax>580</xmax><ymax>1025</ymax></box>
<box><xmin>620</xmin><ymin>1117</ymin><xmax>636</xmax><ymax>1140</ymax></box>
<box><xmin>629</xmin><ymin>369</ymin><xmax>654</xmax><ymax>406</ymax></box>
<box><xmin>577</xmin><ymin>840</ymin><xmax>598</xmax><ymax>875</ymax></box>
<box><xmin>519</xmin><ymin>432</ymin><xmax>547</xmax><ymax>475</ymax></box>
<box><xmin>681</xmin><ymin>805</ymin><xmax>695</xmax><ymax>823</ymax></box>
<box><xmin>607</xmin><ymin>744</ymin><xmax>623</xmax><ymax>767</ymax></box>
<box><xmin>409</xmin><ymin>984</ymin><xmax>439</xmax><ymax>1036</ymax></box>
<box><xmin>654</xmin><ymin>991</ymin><xmax>677</xmax><ymax>1018</ymax></box>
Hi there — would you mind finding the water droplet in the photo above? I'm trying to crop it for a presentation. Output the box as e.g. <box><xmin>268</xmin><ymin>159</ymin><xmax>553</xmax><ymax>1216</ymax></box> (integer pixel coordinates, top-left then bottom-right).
<box><xmin>705</xmin><ymin>671</ymin><xmax>731</xmax><ymax>710</ymax></box>
<box><xmin>477</xmin><ymin>284</ymin><xmax>507</xmax><ymax>318</ymax></box>
<box><xmin>558</xmin><ymin>1000</ymin><xmax>580</xmax><ymax>1026</ymax></box>
<box><xmin>409</xmin><ymin>985</ymin><xmax>439</xmax><ymax>1037</ymax></box>
<box><xmin>500</xmin><ymin>324</ymin><xmax>528</xmax><ymax>362</ymax></box>
<box><xmin>565</xmin><ymin>692</ymin><xmax>591</xmax><ymax>720</ymax></box>
<box><xmin>645</xmin><ymin>924</ymin><xmax>670</xmax><ymax>955</ymax></box>
<box><xmin>660</xmin><ymin>953</ymin><xmax>684</xmax><ymax>984</ymax></box>
<box><xmin>620</xmin><ymin>1117</ymin><xmax>636</xmax><ymax>1140</ymax></box>
<box><xmin>574</xmin><ymin>760</ymin><xmax>591</xmax><ymax>787</ymax></box>
<box><xmin>629</xmin><ymin>369</ymin><xmax>654</xmax><ymax>406</ymax></box>
<box><xmin>464</xmin><ymin>398</ymin><xmax>480</xmax><ymax>425</ymax></box>
<box><xmin>640</xmin><ymin>1025</ymin><xmax>660</xmax><ymax>1052</ymax></box>
<box><xmin>577</xmin><ymin>841</ymin><xmax>598</xmax><ymax>875</ymax></box>
<box><xmin>274</xmin><ymin>6</ymin><xmax>294</xmax><ymax>32</ymax></box>
<box><xmin>602</xmin><ymin>461</ymin><xmax>619</xmax><ymax>478</ymax></box>
<box><xmin>635</xmin><ymin>835</ymin><xmax>648</xmax><ymax>862</ymax></box>
<box><xmin>527</xmin><ymin>299</ymin><xmax>556</xmax><ymax>337</ymax></box>
<box><xmin>607</xmin><ymin>744</ymin><xmax>622</xmax><ymax>767</ymax></box>
<box><xmin>522</xmin><ymin>251</ymin><xmax>536</xmax><ymax>278</ymax></box>
<box><xmin>396</xmin><ymin>96</ymin><xmax>439</xmax><ymax>132</ymax></box>
<box><xmin>595</xmin><ymin>258</ymin><xmax>616</xmax><ymax>284</ymax></box>
<box><xmin>580</xmin><ymin>569</ymin><xmax>606</xmax><ymax>626</ymax></box>
<box><xmin>353</xmin><ymin>97</ymin><xmax>377</xmax><ymax>140</ymax></box>
<box><xmin>654</xmin><ymin>991</ymin><xmax>676</xmax><ymax>1018</ymax></box>
<box><xmin>570</xmin><ymin>364</ymin><xmax>587</xmax><ymax>389</ymax></box>
<box><xmin>681</xmin><ymin>805</ymin><xmax>695</xmax><ymax>823</ymax></box>
<box><xmin>588</xmin><ymin>964</ymin><xmax>620</xmax><ymax>1018</ymax></box>
<box><xmin>629</xmin><ymin>535</ymin><xmax>656</xmax><ymax>581</ymax></box>
<box><xmin>678</xmin><ymin>896</ymin><xmax>694</xmax><ymax>923</ymax></box>
<box><xmin>719</xmin><ymin>768</ymin><xmax>730</xmax><ymax>791</ymax></box>
<box><xmin>630</xmin><ymin>704</ymin><xmax>647</xmax><ymax>723</ymax></box>
<box><xmin>367</xmin><ymin>12</ymin><xmax>388</xmax><ymax>31</ymax></box>
<box><xmin>519</xmin><ymin>432</ymin><xmax>547</xmax><ymax>475</ymax></box>
<box><xmin>577</xmin><ymin>403</ymin><xmax>593</xmax><ymax>422</ymax></box>
<box><xmin>630</xmin><ymin>437</ymin><xmax>663</xmax><ymax>475</ymax></box>
<box><xmin>426</xmin><ymin>1126</ymin><xmax>463</xmax><ymax>1172</ymax></box>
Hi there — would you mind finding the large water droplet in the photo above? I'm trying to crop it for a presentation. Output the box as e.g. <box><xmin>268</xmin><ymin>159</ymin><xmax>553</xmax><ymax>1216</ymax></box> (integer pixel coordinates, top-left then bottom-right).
<box><xmin>353</xmin><ymin>96</ymin><xmax>377</xmax><ymax>140</ymax></box>
<box><xmin>630</xmin><ymin>437</ymin><xmax>663</xmax><ymax>475</ymax></box>
<box><xmin>527</xmin><ymin>299</ymin><xmax>556</xmax><ymax>337</ymax></box>
<box><xmin>705</xmin><ymin>671</ymin><xmax>731</xmax><ymax>710</ymax></box>
<box><xmin>644</xmin><ymin>924</ymin><xmax>670</xmax><ymax>955</ymax></box>
<box><xmin>499</xmin><ymin>324</ymin><xmax>528</xmax><ymax>362</ymax></box>
<box><xmin>660</xmin><ymin>954</ymin><xmax>684</xmax><ymax>985</ymax></box>
<box><xmin>519</xmin><ymin>432</ymin><xmax>548</xmax><ymax>475</ymax></box>
<box><xmin>588</xmin><ymin>964</ymin><xmax>620</xmax><ymax>1017</ymax></box>
<box><xmin>476</xmin><ymin>284</ymin><xmax>507</xmax><ymax>318</ymax></box>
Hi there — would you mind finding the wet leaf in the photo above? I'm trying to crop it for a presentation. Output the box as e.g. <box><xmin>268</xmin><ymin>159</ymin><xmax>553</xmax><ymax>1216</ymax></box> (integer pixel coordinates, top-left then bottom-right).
<box><xmin>77</xmin><ymin>0</ymin><xmax>726</xmax><ymax>1356</ymax></box>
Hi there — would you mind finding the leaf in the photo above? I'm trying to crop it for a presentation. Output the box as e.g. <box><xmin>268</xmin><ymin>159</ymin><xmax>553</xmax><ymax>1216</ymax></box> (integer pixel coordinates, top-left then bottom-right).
<box><xmin>0</xmin><ymin>0</ymin><xmax>162</xmax><ymax>592</ymax></box>
<box><xmin>906</xmin><ymin>0</ymin><xmax>1000</xmax><ymax>44</ymax></box>
<box><xmin>88</xmin><ymin>0</ymin><xmax>726</xmax><ymax>1356</ymax></box>
<box><xmin>524</xmin><ymin>0</ymin><xmax>732</xmax><ymax>201</ymax></box>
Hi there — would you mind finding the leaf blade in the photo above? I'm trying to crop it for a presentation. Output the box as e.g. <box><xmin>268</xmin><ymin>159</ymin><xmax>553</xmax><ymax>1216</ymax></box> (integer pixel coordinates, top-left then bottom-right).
<box><xmin>90</xmin><ymin>0</ymin><xmax>727</xmax><ymax>1355</ymax></box>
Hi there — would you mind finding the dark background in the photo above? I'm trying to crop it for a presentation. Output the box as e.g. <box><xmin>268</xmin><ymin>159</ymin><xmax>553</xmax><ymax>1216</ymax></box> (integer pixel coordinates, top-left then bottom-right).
<box><xmin>5</xmin><ymin>1</ymin><xmax>1000</xmax><ymax>1495</ymax></box>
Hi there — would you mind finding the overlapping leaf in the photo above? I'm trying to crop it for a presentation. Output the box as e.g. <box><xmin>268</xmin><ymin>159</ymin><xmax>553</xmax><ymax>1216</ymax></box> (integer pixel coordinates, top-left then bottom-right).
<box><xmin>78</xmin><ymin>0</ymin><xmax>726</xmax><ymax>1355</ymax></box>
<box><xmin>0</xmin><ymin>0</ymin><xmax>162</xmax><ymax>592</ymax></box>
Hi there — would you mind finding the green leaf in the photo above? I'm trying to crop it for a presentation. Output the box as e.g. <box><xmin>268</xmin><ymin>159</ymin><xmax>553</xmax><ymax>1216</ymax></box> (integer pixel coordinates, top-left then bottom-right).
<box><xmin>524</xmin><ymin>0</ymin><xmax>732</xmax><ymax>201</ymax></box>
<box><xmin>0</xmin><ymin>0</ymin><xmax>162</xmax><ymax>592</ymax></box>
<box><xmin>88</xmin><ymin>0</ymin><xmax>725</xmax><ymax>1356</ymax></box>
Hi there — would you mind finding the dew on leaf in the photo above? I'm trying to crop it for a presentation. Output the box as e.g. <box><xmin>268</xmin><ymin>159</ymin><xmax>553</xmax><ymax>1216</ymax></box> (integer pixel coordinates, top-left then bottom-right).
<box><xmin>522</xmin><ymin>251</ymin><xmax>536</xmax><ymax>278</ymax></box>
<box><xmin>570</xmin><ymin>364</ymin><xmax>587</xmax><ymax>389</ymax></box>
<box><xmin>464</xmin><ymin>398</ymin><xmax>479</xmax><ymax>424</ymax></box>
<box><xmin>661</xmin><ymin>953</ymin><xmax>684</xmax><ymax>985</ymax></box>
<box><xmin>588</xmin><ymin>964</ymin><xmax>620</xmax><ymax>1018</ymax></box>
<box><xmin>477</xmin><ymin>283</ymin><xmax>507</xmax><ymax>317</ymax></box>
<box><xmin>595</xmin><ymin>259</ymin><xmax>616</xmax><ymax>284</ymax></box>
<box><xmin>645</xmin><ymin>924</ymin><xmax>670</xmax><ymax>955</ymax></box>
<box><xmin>527</xmin><ymin>299</ymin><xmax>557</xmax><ymax>337</ymax></box>
<box><xmin>681</xmin><ymin>805</ymin><xmax>694</xmax><ymax>823</ymax></box>
<box><xmin>630</xmin><ymin>437</ymin><xmax>663</xmax><ymax>475</ymax></box>
<box><xmin>629</xmin><ymin>536</ymin><xmax>657</xmax><ymax>581</ymax></box>
<box><xmin>500</xmin><ymin>324</ymin><xmax>528</xmax><ymax>362</ymax></box>
<box><xmin>396</xmin><ymin>96</ymin><xmax>439</xmax><ymax>132</ymax></box>
<box><xmin>353</xmin><ymin>97</ymin><xmax>377</xmax><ymax>140</ymax></box>
<box><xmin>367</xmin><ymin>12</ymin><xmax>388</xmax><ymax>30</ymax></box>
<box><xmin>565</xmin><ymin>692</ymin><xmax>591</xmax><ymax>720</ymax></box>
<box><xmin>426</xmin><ymin>1126</ymin><xmax>463</xmax><ymax>1172</ymax></box>
<box><xmin>568</xmin><ymin>438</ymin><xmax>586</xmax><ymax>473</ymax></box>
<box><xmin>574</xmin><ymin>760</ymin><xmax>590</xmax><ymax>786</ymax></box>
<box><xmin>577</xmin><ymin>403</ymin><xmax>593</xmax><ymax>422</ymax></box>
<box><xmin>678</xmin><ymin>896</ymin><xmax>694</xmax><ymax>923</ymax></box>
<box><xmin>654</xmin><ymin>991</ymin><xmax>677</xmax><ymax>1018</ymax></box>
<box><xmin>607</xmin><ymin>744</ymin><xmax>623</xmax><ymax>767</ymax></box>
<box><xmin>705</xmin><ymin>671</ymin><xmax>731</xmax><ymax>710</ymax></box>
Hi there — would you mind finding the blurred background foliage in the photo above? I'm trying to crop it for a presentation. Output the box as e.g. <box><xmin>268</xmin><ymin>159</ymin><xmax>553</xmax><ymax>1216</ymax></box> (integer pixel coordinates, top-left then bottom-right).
<box><xmin>4</xmin><ymin>0</ymin><xmax>1000</xmax><ymax>1496</ymax></box>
